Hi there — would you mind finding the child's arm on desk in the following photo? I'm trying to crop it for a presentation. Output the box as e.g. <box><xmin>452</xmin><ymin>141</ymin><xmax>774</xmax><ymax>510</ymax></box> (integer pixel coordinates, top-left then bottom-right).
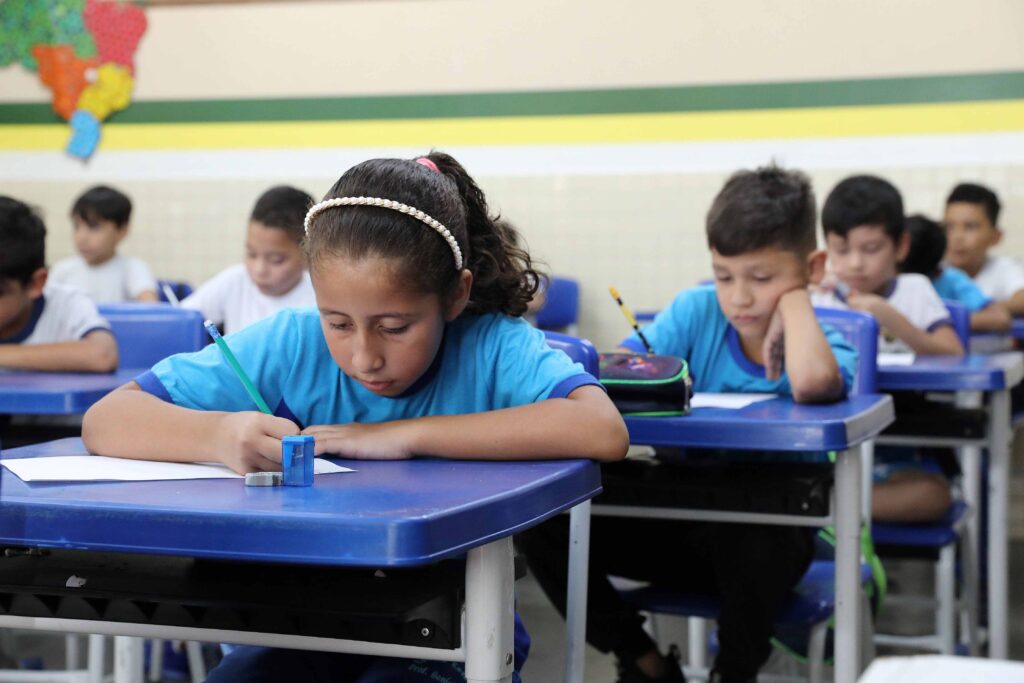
<box><xmin>849</xmin><ymin>292</ymin><xmax>964</xmax><ymax>355</ymax></box>
<box><xmin>970</xmin><ymin>302</ymin><xmax>1011</xmax><ymax>332</ymax></box>
<box><xmin>1001</xmin><ymin>289</ymin><xmax>1024</xmax><ymax>318</ymax></box>
<box><xmin>303</xmin><ymin>385</ymin><xmax>629</xmax><ymax>463</ymax></box>
<box><xmin>82</xmin><ymin>381</ymin><xmax>299</xmax><ymax>473</ymax></box>
<box><xmin>773</xmin><ymin>288</ymin><xmax>844</xmax><ymax>403</ymax></box>
<box><xmin>0</xmin><ymin>330</ymin><xmax>118</xmax><ymax>373</ymax></box>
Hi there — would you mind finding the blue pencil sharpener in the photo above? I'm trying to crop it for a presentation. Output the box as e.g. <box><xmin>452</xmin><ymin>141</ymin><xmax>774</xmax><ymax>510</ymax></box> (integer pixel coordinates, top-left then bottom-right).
<box><xmin>282</xmin><ymin>435</ymin><xmax>315</xmax><ymax>487</ymax></box>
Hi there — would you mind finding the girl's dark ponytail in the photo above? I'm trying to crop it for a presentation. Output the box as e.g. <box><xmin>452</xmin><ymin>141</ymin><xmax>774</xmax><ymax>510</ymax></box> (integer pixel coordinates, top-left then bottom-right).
<box><xmin>423</xmin><ymin>152</ymin><xmax>543</xmax><ymax>317</ymax></box>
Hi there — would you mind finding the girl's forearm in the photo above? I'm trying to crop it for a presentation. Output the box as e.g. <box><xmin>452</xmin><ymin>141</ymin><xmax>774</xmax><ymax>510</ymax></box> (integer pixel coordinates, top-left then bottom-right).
<box><xmin>403</xmin><ymin>388</ymin><xmax>628</xmax><ymax>462</ymax></box>
<box><xmin>82</xmin><ymin>383</ymin><xmax>227</xmax><ymax>461</ymax></box>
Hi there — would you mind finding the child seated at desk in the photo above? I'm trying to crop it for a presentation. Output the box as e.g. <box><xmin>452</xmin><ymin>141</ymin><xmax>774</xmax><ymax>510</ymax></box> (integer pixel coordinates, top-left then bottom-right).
<box><xmin>0</xmin><ymin>196</ymin><xmax>117</xmax><ymax>372</ymax></box>
<box><xmin>944</xmin><ymin>182</ymin><xmax>1024</xmax><ymax>317</ymax></box>
<box><xmin>520</xmin><ymin>165</ymin><xmax>857</xmax><ymax>683</ymax></box>
<box><xmin>181</xmin><ymin>185</ymin><xmax>317</xmax><ymax>334</ymax></box>
<box><xmin>49</xmin><ymin>185</ymin><xmax>159</xmax><ymax>303</ymax></box>
<box><xmin>82</xmin><ymin>152</ymin><xmax>628</xmax><ymax>683</ymax></box>
<box><xmin>812</xmin><ymin>176</ymin><xmax>960</xmax><ymax>523</ymax></box>
<box><xmin>901</xmin><ymin>214</ymin><xmax>1010</xmax><ymax>332</ymax></box>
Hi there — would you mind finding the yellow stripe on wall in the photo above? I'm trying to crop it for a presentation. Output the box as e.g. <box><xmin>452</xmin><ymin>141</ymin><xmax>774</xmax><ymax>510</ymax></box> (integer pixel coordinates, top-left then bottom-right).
<box><xmin>3</xmin><ymin>99</ymin><xmax>1023</xmax><ymax>151</ymax></box>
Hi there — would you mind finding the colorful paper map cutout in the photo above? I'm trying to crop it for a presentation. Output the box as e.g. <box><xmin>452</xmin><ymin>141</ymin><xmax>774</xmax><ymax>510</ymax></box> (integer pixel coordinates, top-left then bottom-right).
<box><xmin>1</xmin><ymin>0</ymin><xmax>147</xmax><ymax>159</ymax></box>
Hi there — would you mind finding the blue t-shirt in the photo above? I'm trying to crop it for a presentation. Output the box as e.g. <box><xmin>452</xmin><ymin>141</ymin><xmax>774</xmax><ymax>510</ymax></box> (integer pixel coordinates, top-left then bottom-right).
<box><xmin>138</xmin><ymin>308</ymin><xmax>598</xmax><ymax>426</ymax></box>
<box><xmin>933</xmin><ymin>266</ymin><xmax>992</xmax><ymax>312</ymax></box>
<box><xmin>620</xmin><ymin>286</ymin><xmax>857</xmax><ymax>395</ymax></box>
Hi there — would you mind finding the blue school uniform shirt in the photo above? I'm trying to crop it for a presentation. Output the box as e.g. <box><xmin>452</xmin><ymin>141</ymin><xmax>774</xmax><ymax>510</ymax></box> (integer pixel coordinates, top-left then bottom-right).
<box><xmin>138</xmin><ymin>308</ymin><xmax>595</xmax><ymax>678</ymax></box>
<box><xmin>933</xmin><ymin>266</ymin><xmax>992</xmax><ymax>313</ymax></box>
<box><xmin>620</xmin><ymin>285</ymin><xmax>857</xmax><ymax>395</ymax></box>
<box><xmin>138</xmin><ymin>308</ymin><xmax>598</xmax><ymax>427</ymax></box>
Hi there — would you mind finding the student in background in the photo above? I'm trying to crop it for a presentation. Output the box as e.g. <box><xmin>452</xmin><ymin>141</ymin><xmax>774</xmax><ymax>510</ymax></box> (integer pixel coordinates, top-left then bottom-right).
<box><xmin>812</xmin><ymin>175</ymin><xmax>963</xmax><ymax>356</ymax></box>
<box><xmin>49</xmin><ymin>185</ymin><xmax>159</xmax><ymax>303</ymax></box>
<box><xmin>902</xmin><ymin>214</ymin><xmax>1010</xmax><ymax>332</ymax></box>
<box><xmin>944</xmin><ymin>182</ymin><xmax>1024</xmax><ymax>316</ymax></box>
<box><xmin>521</xmin><ymin>166</ymin><xmax>856</xmax><ymax>683</ymax></box>
<box><xmin>0</xmin><ymin>196</ymin><xmax>117</xmax><ymax>372</ymax></box>
<box><xmin>813</xmin><ymin>177</ymin><xmax>956</xmax><ymax>523</ymax></box>
<box><xmin>83</xmin><ymin>153</ymin><xmax>628</xmax><ymax>683</ymax></box>
<box><xmin>182</xmin><ymin>186</ymin><xmax>316</xmax><ymax>334</ymax></box>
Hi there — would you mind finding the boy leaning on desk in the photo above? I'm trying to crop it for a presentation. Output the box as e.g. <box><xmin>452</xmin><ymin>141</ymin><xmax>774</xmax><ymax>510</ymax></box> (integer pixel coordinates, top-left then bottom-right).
<box><xmin>0</xmin><ymin>196</ymin><xmax>118</xmax><ymax>373</ymax></box>
<box><xmin>519</xmin><ymin>165</ymin><xmax>857</xmax><ymax>683</ymax></box>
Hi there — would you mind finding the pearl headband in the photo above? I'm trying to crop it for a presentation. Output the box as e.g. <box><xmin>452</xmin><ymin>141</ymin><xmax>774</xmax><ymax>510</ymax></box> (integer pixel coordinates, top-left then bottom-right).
<box><xmin>303</xmin><ymin>196</ymin><xmax>464</xmax><ymax>270</ymax></box>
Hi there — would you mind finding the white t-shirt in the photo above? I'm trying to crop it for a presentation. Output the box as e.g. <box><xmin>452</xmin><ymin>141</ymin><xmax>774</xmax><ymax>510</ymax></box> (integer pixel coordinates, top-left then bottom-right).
<box><xmin>12</xmin><ymin>284</ymin><xmax>112</xmax><ymax>345</ymax></box>
<box><xmin>181</xmin><ymin>263</ymin><xmax>316</xmax><ymax>335</ymax></box>
<box><xmin>973</xmin><ymin>255</ymin><xmax>1024</xmax><ymax>302</ymax></box>
<box><xmin>49</xmin><ymin>254</ymin><xmax>158</xmax><ymax>303</ymax></box>
<box><xmin>811</xmin><ymin>273</ymin><xmax>952</xmax><ymax>354</ymax></box>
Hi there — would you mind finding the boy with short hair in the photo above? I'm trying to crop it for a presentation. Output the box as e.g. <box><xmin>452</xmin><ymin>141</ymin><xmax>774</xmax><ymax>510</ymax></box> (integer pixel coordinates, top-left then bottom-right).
<box><xmin>0</xmin><ymin>196</ymin><xmax>118</xmax><ymax>372</ymax></box>
<box><xmin>519</xmin><ymin>166</ymin><xmax>857</xmax><ymax>683</ymax></box>
<box><xmin>944</xmin><ymin>182</ymin><xmax>1024</xmax><ymax>316</ymax></box>
<box><xmin>813</xmin><ymin>175</ymin><xmax>963</xmax><ymax>356</ymax></box>
<box><xmin>902</xmin><ymin>214</ymin><xmax>1010</xmax><ymax>332</ymax></box>
<box><xmin>50</xmin><ymin>185</ymin><xmax>159</xmax><ymax>303</ymax></box>
<box><xmin>181</xmin><ymin>185</ymin><xmax>316</xmax><ymax>334</ymax></box>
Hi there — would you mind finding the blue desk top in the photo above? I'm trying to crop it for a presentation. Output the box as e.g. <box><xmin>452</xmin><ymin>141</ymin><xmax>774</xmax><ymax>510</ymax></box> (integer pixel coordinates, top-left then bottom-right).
<box><xmin>0</xmin><ymin>438</ymin><xmax>601</xmax><ymax>568</ymax></box>
<box><xmin>877</xmin><ymin>352</ymin><xmax>1024</xmax><ymax>392</ymax></box>
<box><xmin>625</xmin><ymin>393</ymin><xmax>894</xmax><ymax>452</ymax></box>
<box><xmin>0</xmin><ymin>369</ymin><xmax>140</xmax><ymax>415</ymax></box>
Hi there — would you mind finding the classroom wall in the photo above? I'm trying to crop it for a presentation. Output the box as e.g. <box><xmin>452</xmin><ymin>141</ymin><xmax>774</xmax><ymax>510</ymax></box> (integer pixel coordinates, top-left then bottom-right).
<box><xmin>2</xmin><ymin>0</ymin><xmax>1023</xmax><ymax>349</ymax></box>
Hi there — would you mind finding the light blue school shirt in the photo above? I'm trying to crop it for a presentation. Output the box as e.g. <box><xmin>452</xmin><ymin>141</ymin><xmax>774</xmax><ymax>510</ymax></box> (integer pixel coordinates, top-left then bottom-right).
<box><xmin>620</xmin><ymin>286</ymin><xmax>857</xmax><ymax>395</ymax></box>
<box><xmin>932</xmin><ymin>266</ymin><xmax>992</xmax><ymax>312</ymax></box>
<box><xmin>137</xmin><ymin>308</ymin><xmax>599</xmax><ymax>425</ymax></box>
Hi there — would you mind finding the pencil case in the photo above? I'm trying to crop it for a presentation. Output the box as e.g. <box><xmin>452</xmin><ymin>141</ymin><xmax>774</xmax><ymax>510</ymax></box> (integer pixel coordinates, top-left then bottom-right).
<box><xmin>598</xmin><ymin>353</ymin><xmax>692</xmax><ymax>416</ymax></box>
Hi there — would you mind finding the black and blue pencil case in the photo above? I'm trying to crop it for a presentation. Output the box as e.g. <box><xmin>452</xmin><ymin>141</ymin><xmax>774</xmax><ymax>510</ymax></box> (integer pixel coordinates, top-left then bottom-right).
<box><xmin>598</xmin><ymin>353</ymin><xmax>692</xmax><ymax>416</ymax></box>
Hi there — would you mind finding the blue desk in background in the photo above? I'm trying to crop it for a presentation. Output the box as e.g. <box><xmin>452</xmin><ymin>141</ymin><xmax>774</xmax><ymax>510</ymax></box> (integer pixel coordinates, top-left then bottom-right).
<box><xmin>877</xmin><ymin>352</ymin><xmax>1024</xmax><ymax>660</ymax></box>
<box><xmin>0</xmin><ymin>369</ymin><xmax>137</xmax><ymax>415</ymax></box>
<box><xmin>622</xmin><ymin>394</ymin><xmax>894</xmax><ymax>683</ymax></box>
<box><xmin>0</xmin><ymin>438</ymin><xmax>602</xmax><ymax>683</ymax></box>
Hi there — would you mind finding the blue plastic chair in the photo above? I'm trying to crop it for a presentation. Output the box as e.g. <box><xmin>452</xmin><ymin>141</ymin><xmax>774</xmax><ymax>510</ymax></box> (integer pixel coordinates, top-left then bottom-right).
<box><xmin>613</xmin><ymin>307</ymin><xmax>881</xmax><ymax>682</ymax></box>
<box><xmin>543</xmin><ymin>330</ymin><xmax>599</xmax><ymax>376</ymax></box>
<box><xmin>942</xmin><ymin>299</ymin><xmax>970</xmax><ymax>350</ymax></box>
<box><xmin>98</xmin><ymin>304</ymin><xmax>206</xmax><ymax>370</ymax></box>
<box><xmin>535</xmin><ymin>277</ymin><xmax>580</xmax><ymax>334</ymax></box>
<box><xmin>157</xmin><ymin>279</ymin><xmax>194</xmax><ymax>304</ymax></box>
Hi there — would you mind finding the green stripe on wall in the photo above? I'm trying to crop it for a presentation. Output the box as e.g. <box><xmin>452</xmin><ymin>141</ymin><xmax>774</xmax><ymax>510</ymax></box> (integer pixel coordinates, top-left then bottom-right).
<box><xmin>2</xmin><ymin>71</ymin><xmax>1022</xmax><ymax>125</ymax></box>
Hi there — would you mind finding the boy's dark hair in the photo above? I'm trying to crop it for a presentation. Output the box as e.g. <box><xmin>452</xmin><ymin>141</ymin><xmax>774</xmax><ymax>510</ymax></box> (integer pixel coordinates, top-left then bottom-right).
<box><xmin>0</xmin><ymin>196</ymin><xmax>46</xmax><ymax>285</ymax></box>
<box><xmin>305</xmin><ymin>152</ymin><xmax>542</xmax><ymax>317</ymax></box>
<box><xmin>946</xmin><ymin>182</ymin><xmax>1001</xmax><ymax>226</ymax></box>
<box><xmin>821</xmin><ymin>175</ymin><xmax>904</xmax><ymax>242</ymax></box>
<box><xmin>901</xmin><ymin>214</ymin><xmax>946</xmax><ymax>278</ymax></box>
<box><xmin>705</xmin><ymin>165</ymin><xmax>817</xmax><ymax>256</ymax></box>
<box><xmin>71</xmin><ymin>185</ymin><xmax>132</xmax><ymax>228</ymax></box>
<box><xmin>250</xmin><ymin>185</ymin><xmax>314</xmax><ymax>243</ymax></box>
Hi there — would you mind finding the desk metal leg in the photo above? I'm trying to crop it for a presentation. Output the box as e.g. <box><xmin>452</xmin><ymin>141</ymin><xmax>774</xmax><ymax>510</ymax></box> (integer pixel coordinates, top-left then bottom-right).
<box><xmin>465</xmin><ymin>537</ymin><xmax>514</xmax><ymax>683</ymax></box>
<box><xmin>988</xmin><ymin>389</ymin><xmax>1011</xmax><ymax>659</ymax></box>
<box><xmin>113</xmin><ymin>637</ymin><xmax>143</xmax><ymax>683</ymax></box>
<box><xmin>955</xmin><ymin>390</ymin><xmax>983</xmax><ymax>655</ymax></box>
<box><xmin>834</xmin><ymin>443</ymin><xmax>865</xmax><ymax>683</ymax></box>
<box><xmin>565</xmin><ymin>500</ymin><xmax>591</xmax><ymax>683</ymax></box>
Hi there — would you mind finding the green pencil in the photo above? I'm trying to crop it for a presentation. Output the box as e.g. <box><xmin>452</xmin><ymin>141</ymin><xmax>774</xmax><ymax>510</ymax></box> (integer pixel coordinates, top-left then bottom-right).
<box><xmin>204</xmin><ymin>320</ymin><xmax>272</xmax><ymax>414</ymax></box>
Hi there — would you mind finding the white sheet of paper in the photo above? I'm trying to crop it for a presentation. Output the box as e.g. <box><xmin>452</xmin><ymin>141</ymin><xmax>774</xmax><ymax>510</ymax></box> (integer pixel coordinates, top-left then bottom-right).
<box><xmin>1</xmin><ymin>454</ymin><xmax>352</xmax><ymax>483</ymax></box>
<box><xmin>859</xmin><ymin>655</ymin><xmax>1024</xmax><ymax>683</ymax></box>
<box><xmin>878</xmin><ymin>353</ymin><xmax>916</xmax><ymax>366</ymax></box>
<box><xmin>690</xmin><ymin>393</ymin><xmax>777</xmax><ymax>409</ymax></box>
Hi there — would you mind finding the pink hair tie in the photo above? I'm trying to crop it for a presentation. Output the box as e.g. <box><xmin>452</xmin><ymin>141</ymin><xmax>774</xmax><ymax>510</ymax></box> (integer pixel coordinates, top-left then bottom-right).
<box><xmin>416</xmin><ymin>157</ymin><xmax>440</xmax><ymax>173</ymax></box>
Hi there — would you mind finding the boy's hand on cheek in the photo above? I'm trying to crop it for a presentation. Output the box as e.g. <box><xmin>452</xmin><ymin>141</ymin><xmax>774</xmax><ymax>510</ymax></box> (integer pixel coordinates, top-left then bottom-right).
<box><xmin>219</xmin><ymin>412</ymin><xmax>299</xmax><ymax>474</ymax></box>
<box><xmin>302</xmin><ymin>422</ymin><xmax>414</xmax><ymax>460</ymax></box>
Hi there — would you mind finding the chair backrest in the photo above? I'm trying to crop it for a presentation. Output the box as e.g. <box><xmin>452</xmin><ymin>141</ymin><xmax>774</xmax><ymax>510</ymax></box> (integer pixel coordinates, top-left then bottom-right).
<box><xmin>536</xmin><ymin>276</ymin><xmax>580</xmax><ymax>331</ymax></box>
<box><xmin>98</xmin><ymin>303</ymin><xmax>206</xmax><ymax>370</ymax></box>
<box><xmin>813</xmin><ymin>307</ymin><xmax>879</xmax><ymax>395</ymax></box>
<box><xmin>942</xmin><ymin>299</ymin><xmax>970</xmax><ymax>349</ymax></box>
<box><xmin>157</xmin><ymin>279</ymin><xmax>194</xmax><ymax>304</ymax></box>
<box><xmin>543</xmin><ymin>330</ymin><xmax>599</xmax><ymax>376</ymax></box>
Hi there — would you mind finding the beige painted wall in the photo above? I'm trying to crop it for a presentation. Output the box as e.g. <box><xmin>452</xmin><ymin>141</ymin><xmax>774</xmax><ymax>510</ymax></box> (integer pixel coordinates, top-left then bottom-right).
<box><xmin>2</xmin><ymin>0</ymin><xmax>1024</xmax><ymax>102</ymax></box>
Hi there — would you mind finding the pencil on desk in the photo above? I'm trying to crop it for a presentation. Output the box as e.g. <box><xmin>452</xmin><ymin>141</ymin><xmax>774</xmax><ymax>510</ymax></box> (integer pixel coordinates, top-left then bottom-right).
<box><xmin>608</xmin><ymin>287</ymin><xmax>655</xmax><ymax>354</ymax></box>
<box><xmin>204</xmin><ymin>320</ymin><xmax>272</xmax><ymax>414</ymax></box>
